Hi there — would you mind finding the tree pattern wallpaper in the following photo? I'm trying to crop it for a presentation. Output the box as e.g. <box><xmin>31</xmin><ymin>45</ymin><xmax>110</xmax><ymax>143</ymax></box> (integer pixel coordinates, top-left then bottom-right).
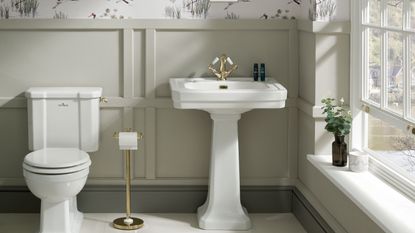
<box><xmin>0</xmin><ymin>0</ymin><xmax>348</xmax><ymax>20</ymax></box>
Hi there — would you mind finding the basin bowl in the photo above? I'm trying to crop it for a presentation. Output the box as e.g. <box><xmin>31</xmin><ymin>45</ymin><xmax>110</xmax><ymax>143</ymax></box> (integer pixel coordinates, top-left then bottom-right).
<box><xmin>169</xmin><ymin>77</ymin><xmax>287</xmax><ymax>110</ymax></box>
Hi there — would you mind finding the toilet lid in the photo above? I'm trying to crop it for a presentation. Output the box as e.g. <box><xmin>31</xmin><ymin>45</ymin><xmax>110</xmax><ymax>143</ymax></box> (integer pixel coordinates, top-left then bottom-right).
<box><xmin>24</xmin><ymin>148</ymin><xmax>90</xmax><ymax>169</ymax></box>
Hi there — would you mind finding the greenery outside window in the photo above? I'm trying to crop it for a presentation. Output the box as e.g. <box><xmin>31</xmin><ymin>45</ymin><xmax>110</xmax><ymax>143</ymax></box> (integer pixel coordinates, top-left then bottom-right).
<box><xmin>357</xmin><ymin>0</ymin><xmax>415</xmax><ymax>197</ymax></box>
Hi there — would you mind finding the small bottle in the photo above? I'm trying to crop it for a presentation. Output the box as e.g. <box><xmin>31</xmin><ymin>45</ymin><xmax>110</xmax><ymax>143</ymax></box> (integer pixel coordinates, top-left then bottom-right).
<box><xmin>260</xmin><ymin>63</ymin><xmax>266</xmax><ymax>81</ymax></box>
<box><xmin>253</xmin><ymin>63</ymin><xmax>259</xmax><ymax>81</ymax></box>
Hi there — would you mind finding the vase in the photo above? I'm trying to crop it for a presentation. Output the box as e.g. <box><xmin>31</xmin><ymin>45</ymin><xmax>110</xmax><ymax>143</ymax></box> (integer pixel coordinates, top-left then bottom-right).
<box><xmin>332</xmin><ymin>135</ymin><xmax>347</xmax><ymax>167</ymax></box>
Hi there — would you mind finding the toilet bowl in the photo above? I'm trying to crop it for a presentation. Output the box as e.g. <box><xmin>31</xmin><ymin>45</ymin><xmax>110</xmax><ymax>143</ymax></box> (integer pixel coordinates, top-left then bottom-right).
<box><xmin>23</xmin><ymin>148</ymin><xmax>91</xmax><ymax>233</ymax></box>
<box><xmin>24</xmin><ymin>87</ymin><xmax>102</xmax><ymax>233</ymax></box>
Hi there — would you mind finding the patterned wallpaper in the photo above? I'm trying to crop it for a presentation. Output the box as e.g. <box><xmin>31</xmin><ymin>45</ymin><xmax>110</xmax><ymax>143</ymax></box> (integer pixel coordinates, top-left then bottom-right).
<box><xmin>0</xmin><ymin>0</ymin><xmax>349</xmax><ymax>20</ymax></box>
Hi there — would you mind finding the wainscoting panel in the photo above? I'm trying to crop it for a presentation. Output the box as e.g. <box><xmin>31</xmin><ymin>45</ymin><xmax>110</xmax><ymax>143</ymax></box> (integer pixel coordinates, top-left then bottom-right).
<box><xmin>133</xmin><ymin>30</ymin><xmax>146</xmax><ymax>98</ymax></box>
<box><xmin>133</xmin><ymin>108</ymin><xmax>147</xmax><ymax>178</ymax></box>
<box><xmin>155</xmin><ymin>108</ymin><xmax>211</xmax><ymax>178</ymax></box>
<box><xmin>0</xmin><ymin>108</ymin><xmax>28</xmax><ymax>179</ymax></box>
<box><xmin>0</xmin><ymin>20</ymin><xmax>298</xmax><ymax>186</ymax></box>
<box><xmin>0</xmin><ymin>30</ymin><xmax>122</xmax><ymax>98</ymax></box>
<box><xmin>89</xmin><ymin>109</ymin><xmax>124</xmax><ymax>179</ymax></box>
<box><xmin>154</xmin><ymin>30</ymin><xmax>290</xmax><ymax>97</ymax></box>
<box><xmin>239</xmin><ymin>109</ymin><xmax>289</xmax><ymax>178</ymax></box>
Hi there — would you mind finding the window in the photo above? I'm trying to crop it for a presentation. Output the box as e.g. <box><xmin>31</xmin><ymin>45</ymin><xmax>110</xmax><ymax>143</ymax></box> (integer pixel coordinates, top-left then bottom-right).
<box><xmin>367</xmin><ymin>115</ymin><xmax>415</xmax><ymax>183</ymax></box>
<box><xmin>355</xmin><ymin>0</ymin><xmax>415</xmax><ymax>198</ymax></box>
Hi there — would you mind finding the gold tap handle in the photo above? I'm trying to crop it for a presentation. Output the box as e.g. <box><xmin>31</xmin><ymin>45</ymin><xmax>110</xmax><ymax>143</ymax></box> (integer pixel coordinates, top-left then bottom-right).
<box><xmin>208</xmin><ymin>64</ymin><xmax>221</xmax><ymax>79</ymax></box>
<box><xmin>228</xmin><ymin>64</ymin><xmax>238</xmax><ymax>75</ymax></box>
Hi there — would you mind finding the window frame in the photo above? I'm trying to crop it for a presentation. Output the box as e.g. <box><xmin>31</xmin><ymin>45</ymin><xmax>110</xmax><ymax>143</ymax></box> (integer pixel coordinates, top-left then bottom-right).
<box><xmin>352</xmin><ymin>0</ymin><xmax>415</xmax><ymax>200</ymax></box>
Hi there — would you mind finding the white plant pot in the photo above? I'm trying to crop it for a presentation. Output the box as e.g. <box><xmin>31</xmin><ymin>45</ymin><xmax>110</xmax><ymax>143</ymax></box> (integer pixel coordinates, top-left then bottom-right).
<box><xmin>349</xmin><ymin>151</ymin><xmax>369</xmax><ymax>172</ymax></box>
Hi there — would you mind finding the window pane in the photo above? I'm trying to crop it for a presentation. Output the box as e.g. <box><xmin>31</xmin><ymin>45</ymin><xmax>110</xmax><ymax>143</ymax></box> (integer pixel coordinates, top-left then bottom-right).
<box><xmin>387</xmin><ymin>0</ymin><xmax>403</xmax><ymax>28</ymax></box>
<box><xmin>387</xmin><ymin>32</ymin><xmax>403</xmax><ymax>114</ymax></box>
<box><xmin>368</xmin><ymin>114</ymin><xmax>415</xmax><ymax>180</ymax></box>
<box><xmin>411</xmin><ymin>0</ymin><xmax>415</xmax><ymax>29</ymax></box>
<box><xmin>369</xmin><ymin>0</ymin><xmax>381</xmax><ymax>25</ymax></box>
<box><xmin>368</xmin><ymin>28</ymin><xmax>381</xmax><ymax>104</ymax></box>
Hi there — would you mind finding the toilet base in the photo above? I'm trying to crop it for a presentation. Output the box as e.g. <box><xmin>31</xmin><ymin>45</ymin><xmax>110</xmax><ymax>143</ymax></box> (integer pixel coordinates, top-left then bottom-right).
<box><xmin>39</xmin><ymin>197</ymin><xmax>83</xmax><ymax>233</ymax></box>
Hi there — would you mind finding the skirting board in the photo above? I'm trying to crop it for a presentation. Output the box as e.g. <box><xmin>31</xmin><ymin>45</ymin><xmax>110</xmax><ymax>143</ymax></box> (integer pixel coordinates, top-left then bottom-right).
<box><xmin>292</xmin><ymin>187</ymin><xmax>335</xmax><ymax>233</ymax></box>
<box><xmin>0</xmin><ymin>185</ymin><xmax>333</xmax><ymax>232</ymax></box>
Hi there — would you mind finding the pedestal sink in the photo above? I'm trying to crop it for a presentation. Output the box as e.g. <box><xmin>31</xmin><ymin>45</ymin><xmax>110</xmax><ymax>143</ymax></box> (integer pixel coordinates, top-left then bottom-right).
<box><xmin>169</xmin><ymin>77</ymin><xmax>287</xmax><ymax>230</ymax></box>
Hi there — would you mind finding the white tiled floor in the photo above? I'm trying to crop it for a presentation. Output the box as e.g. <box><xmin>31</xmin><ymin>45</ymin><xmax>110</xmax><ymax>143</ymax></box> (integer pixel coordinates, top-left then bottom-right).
<box><xmin>0</xmin><ymin>213</ymin><xmax>306</xmax><ymax>233</ymax></box>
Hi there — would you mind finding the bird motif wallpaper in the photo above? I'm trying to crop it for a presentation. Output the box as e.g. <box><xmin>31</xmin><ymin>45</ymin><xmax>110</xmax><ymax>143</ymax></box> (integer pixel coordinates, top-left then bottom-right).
<box><xmin>0</xmin><ymin>0</ymin><xmax>348</xmax><ymax>20</ymax></box>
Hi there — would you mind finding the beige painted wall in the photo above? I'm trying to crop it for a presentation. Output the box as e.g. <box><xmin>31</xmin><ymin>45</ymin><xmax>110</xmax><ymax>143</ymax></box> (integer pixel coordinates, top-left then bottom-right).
<box><xmin>0</xmin><ymin>20</ymin><xmax>298</xmax><ymax>186</ymax></box>
<box><xmin>297</xmin><ymin>21</ymin><xmax>385</xmax><ymax>233</ymax></box>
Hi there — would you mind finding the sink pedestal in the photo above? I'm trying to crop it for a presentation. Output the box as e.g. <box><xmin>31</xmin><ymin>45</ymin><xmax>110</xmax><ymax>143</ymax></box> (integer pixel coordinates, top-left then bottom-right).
<box><xmin>170</xmin><ymin>77</ymin><xmax>288</xmax><ymax>230</ymax></box>
<box><xmin>197</xmin><ymin>112</ymin><xmax>251</xmax><ymax>230</ymax></box>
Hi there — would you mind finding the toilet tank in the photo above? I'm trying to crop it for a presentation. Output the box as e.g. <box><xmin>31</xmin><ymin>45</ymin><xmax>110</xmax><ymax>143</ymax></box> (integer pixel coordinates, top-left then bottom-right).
<box><xmin>25</xmin><ymin>87</ymin><xmax>102</xmax><ymax>152</ymax></box>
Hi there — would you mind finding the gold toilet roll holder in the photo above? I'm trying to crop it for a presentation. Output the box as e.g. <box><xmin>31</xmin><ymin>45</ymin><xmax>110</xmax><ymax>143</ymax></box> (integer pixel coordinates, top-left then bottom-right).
<box><xmin>112</xmin><ymin>130</ymin><xmax>144</xmax><ymax>230</ymax></box>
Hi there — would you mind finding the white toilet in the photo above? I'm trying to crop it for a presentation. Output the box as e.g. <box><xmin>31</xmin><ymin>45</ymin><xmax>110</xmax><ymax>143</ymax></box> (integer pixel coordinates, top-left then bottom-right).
<box><xmin>23</xmin><ymin>87</ymin><xmax>102</xmax><ymax>233</ymax></box>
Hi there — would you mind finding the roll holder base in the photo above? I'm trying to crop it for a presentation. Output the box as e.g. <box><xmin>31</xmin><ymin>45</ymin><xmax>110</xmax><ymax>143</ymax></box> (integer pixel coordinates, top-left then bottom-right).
<box><xmin>113</xmin><ymin>217</ymin><xmax>144</xmax><ymax>230</ymax></box>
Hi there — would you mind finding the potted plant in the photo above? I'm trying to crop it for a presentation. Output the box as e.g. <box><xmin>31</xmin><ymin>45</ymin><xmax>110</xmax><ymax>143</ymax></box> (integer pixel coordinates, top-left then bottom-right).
<box><xmin>321</xmin><ymin>97</ymin><xmax>352</xmax><ymax>166</ymax></box>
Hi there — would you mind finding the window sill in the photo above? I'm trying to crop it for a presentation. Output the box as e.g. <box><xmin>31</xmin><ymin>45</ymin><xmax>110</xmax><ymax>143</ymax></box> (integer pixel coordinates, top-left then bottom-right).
<box><xmin>307</xmin><ymin>154</ymin><xmax>415</xmax><ymax>233</ymax></box>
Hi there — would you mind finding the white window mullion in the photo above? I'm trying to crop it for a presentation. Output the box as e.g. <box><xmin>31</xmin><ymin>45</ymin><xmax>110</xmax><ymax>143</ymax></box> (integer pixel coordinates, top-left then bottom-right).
<box><xmin>363</xmin><ymin>26</ymin><xmax>368</xmax><ymax>100</ymax></box>
<box><xmin>404</xmin><ymin>0</ymin><xmax>411</xmax><ymax>120</ymax></box>
<box><xmin>381</xmin><ymin>0</ymin><xmax>386</xmax><ymax>27</ymax></box>
<box><xmin>404</xmin><ymin>32</ymin><xmax>410</xmax><ymax>120</ymax></box>
<box><xmin>363</xmin><ymin>0</ymin><xmax>368</xmax><ymax>24</ymax></box>
<box><xmin>362</xmin><ymin>0</ymin><xmax>368</xmax><ymax>101</ymax></box>
<box><xmin>404</xmin><ymin>0</ymin><xmax>410</xmax><ymax>30</ymax></box>
<box><xmin>381</xmin><ymin>30</ymin><xmax>387</xmax><ymax>110</ymax></box>
<box><xmin>362</xmin><ymin>0</ymin><xmax>369</xmax><ymax>149</ymax></box>
<box><xmin>380</xmin><ymin>0</ymin><xmax>387</xmax><ymax>110</ymax></box>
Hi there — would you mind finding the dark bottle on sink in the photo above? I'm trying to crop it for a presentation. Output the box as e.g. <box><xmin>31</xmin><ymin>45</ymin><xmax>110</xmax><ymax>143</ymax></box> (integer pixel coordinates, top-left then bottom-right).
<box><xmin>260</xmin><ymin>63</ymin><xmax>266</xmax><ymax>81</ymax></box>
<box><xmin>253</xmin><ymin>63</ymin><xmax>259</xmax><ymax>81</ymax></box>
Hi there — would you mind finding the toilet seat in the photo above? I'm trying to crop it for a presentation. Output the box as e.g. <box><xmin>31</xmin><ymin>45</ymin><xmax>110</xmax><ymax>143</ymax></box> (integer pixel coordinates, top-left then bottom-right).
<box><xmin>23</xmin><ymin>148</ymin><xmax>91</xmax><ymax>174</ymax></box>
<box><xmin>23</xmin><ymin>160</ymin><xmax>91</xmax><ymax>174</ymax></box>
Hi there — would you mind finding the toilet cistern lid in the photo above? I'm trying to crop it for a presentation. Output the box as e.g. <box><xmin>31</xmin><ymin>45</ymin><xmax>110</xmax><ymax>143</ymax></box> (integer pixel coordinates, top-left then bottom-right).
<box><xmin>25</xmin><ymin>87</ymin><xmax>102</xmax><ymax>99</ymax></box>
<box><xmin>24</xmin><ymin>148</ymin><xmax>90</xmax><ymax>168</ymax></box>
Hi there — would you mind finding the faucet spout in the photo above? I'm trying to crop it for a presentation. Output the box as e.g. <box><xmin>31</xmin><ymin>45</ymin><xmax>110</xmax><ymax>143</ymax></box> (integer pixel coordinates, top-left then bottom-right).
<box><xmin>208</xmin><ymin>54</ymin><xmax>238</xmax><ymax>81</ymax></box>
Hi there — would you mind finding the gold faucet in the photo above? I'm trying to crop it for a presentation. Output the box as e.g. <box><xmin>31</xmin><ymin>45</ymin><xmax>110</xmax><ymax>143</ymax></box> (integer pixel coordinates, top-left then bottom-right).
<box><xmin>208</xmin><ymin>54</ymin><xmax>238</xmax><ymax>81</ymax></box>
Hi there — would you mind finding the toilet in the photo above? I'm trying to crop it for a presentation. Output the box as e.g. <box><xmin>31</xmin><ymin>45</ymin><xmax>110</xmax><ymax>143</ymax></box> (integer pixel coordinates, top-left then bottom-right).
<box><xmin>23</xmin><ymin>87</ymin><xmax>102</xmax><ymax>233</ymax></box>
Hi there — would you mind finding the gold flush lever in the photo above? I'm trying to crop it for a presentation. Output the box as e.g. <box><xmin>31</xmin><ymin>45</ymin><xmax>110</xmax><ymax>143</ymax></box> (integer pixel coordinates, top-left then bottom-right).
<box><xmin>100</xmin><ymin>97</ymin><xmax>108</xmax><ymax>103</ymax></box>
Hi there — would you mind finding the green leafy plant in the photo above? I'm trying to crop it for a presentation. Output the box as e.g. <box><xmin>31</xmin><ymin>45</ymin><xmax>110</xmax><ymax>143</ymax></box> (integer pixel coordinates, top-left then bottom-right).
<box><xmin>321</xmin><ymin>98</ymin><xmax>352</xmax><ymax>136</ymax></box>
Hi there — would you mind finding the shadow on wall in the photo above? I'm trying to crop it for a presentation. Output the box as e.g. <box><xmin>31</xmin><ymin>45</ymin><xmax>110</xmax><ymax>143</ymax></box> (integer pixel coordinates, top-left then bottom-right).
<box><xmin>0</xmin><ymin>94</ymin><xmax>29</xmax><ymax>182</ymax></box>
<box><xmin>313</xmin><ymin>23</ymin><xmax>350</xmax><ymax>155</ymax></box>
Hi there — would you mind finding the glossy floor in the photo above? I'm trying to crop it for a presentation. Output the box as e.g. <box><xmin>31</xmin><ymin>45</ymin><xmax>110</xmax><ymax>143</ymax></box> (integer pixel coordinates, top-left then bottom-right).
<box><xmin>0</xmin><ymin>213</ymin><xmax>306</xmax><ymax>233</ymax></box>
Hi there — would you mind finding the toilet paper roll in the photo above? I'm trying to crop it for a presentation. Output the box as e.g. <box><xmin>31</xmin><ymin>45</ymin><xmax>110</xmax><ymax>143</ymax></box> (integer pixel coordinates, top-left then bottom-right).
<box><xmin>118</xmin><ymin>132</ymin><xmax>138</xmax><ymax>151</ymax></box>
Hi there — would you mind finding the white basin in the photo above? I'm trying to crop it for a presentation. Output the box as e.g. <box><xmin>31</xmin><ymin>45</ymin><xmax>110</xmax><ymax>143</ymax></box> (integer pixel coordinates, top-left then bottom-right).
<box><xmin>169</xmin><ymin>77</ymin><xmax>287</xmax><ymax>230</ymax></box>
<box><xmin>170</xmin><ymin>77</ymin><xmax>287</xmax><ymax>111</ymax></box>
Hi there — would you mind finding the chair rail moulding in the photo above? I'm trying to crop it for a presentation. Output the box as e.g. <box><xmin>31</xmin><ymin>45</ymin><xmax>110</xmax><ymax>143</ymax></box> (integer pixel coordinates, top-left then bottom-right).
<box><xmin>0</xmin><ymin>19</ymin><xmax>295</xmax><ymax>30</ymax></box>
